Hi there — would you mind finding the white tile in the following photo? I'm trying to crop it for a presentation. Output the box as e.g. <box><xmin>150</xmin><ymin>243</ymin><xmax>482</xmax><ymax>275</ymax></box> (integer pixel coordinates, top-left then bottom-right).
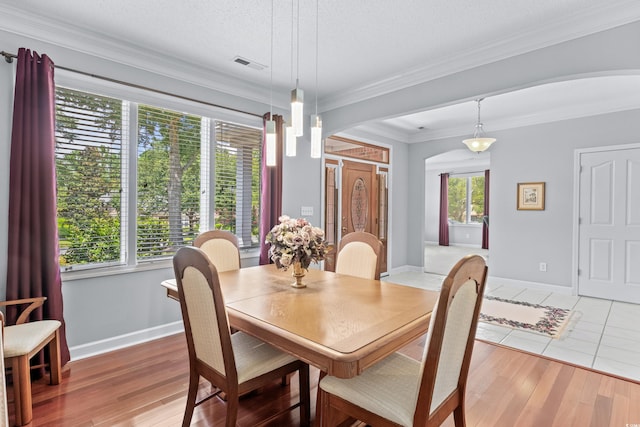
<box><xmin>599</xmin><ymin>335</ymin><xmax>640</xmax><ymax>353</ymax></box>
<box><xmin>546</xmin><ymin>336</ymin><xmax>599</xmax><ymax>355</ymax></box>
<box><xmin>607</xmin><ymin>301</ymin><xmax>640</xmax><ymax>329</ymax></box>
<box><xmin>592</xmin><ymin>357</ymin><xmax>640</xmax><ymax>382</ymax></box>
<box><xmin>596</xmin><ymin>345</ymin><xmax>640</xmax><ymax>368</ymax></box>
<box><xmin>602</xmin><ymin>325</ymin><xmax>640</xmax><ymax>342</ymax></box>
<box><xmin>510</xmin><ymin>289</ymin><xmax>552</xmax><ymax>305</ymax></box>
<box><xmin>475</xmin><ymin>322</ymin><xmax>511</xmax><ymax>343</ymax></box>
<box><xmin>485</xmin><ymin>285</ymin><xmax>527</xmax><ymax>300</ymax></box>
<box><xmin>563</xmin><ymin>327</ymin><xmax>602</xmax><ymax>344</ymax></box>
<box><xmin>500</xmin><ymin>331</ymin><xmax>551</xmax><ymax>354</ymax></box>
<box><xmin>542</xmin><ymin>293</ymin><xmax>580</xmax><ymax>310</ymax></box>
<box><xmin>571</xmin><ymin>319</ymin><xmax>605</xmax><ymax>335</ymax></box>
<box><xmin>542</xmin><ymin>346</ymin><xmax>595</xmax><ymax>368</ymax></box>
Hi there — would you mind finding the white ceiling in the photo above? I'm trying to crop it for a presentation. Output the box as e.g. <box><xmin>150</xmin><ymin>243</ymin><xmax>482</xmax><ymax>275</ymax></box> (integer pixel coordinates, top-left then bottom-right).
<box><xmin>1</xmin><ymin>0</ymin><xmax>640</xmax><ymax>142</ymax></box>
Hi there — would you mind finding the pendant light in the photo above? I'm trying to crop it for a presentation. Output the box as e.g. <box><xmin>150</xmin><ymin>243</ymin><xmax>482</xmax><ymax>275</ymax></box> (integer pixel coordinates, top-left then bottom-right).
<box><xmin>310</xmin><ymin>0</ymin><xmax>322</xmax><ymax>159</ymax></box>
<box><xmin>462</xmin><ymin>98</ymin><xmax>496</xmax><ymax>153</ymax></box>
<box><xmin>290</xmin><ymin>0</ymin><xmax>304</xmax><ymax>137</ymax></box>
<box><xmin>285</xmin><ymin>0</ymin><xmax>297</xmax><ymax>157</ymax></box>
<box><xmin>265</xmin><ymin>0</ymin><xmax>277</xmax><ymax>166</ymax></box>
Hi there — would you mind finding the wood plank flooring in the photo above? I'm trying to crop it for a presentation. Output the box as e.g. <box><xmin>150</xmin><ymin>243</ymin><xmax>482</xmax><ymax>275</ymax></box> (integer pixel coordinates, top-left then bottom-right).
<box><xmin>9</xmin><ymin>333</ymin><xmax>640</xmax><ymax>426</ymax></box>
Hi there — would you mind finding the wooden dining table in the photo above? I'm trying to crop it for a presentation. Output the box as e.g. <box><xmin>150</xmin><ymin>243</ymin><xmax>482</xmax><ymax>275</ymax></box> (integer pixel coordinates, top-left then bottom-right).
<box><xmin>162</xmin><ymin>264</ymin><xmax>439</xmax><ymax>379</ymax></box>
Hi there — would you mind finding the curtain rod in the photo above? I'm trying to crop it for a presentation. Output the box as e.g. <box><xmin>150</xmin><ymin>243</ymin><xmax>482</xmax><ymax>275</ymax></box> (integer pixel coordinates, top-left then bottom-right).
<box><xmin>439</xmin><ymin>169</ymin><xmax>488</xmax><ymax>176</ymax></box>
<box><xmin>1</xmin><ymin>50</ymin><xmax>263</xmax><ymax>118</ymax></box>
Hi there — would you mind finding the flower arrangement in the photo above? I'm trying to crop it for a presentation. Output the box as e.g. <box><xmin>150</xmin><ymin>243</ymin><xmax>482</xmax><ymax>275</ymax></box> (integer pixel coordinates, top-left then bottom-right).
<box><xmin>265</xmin><ymin>215</ymin><xmax>328</xmax><ymax>270</ymax></box>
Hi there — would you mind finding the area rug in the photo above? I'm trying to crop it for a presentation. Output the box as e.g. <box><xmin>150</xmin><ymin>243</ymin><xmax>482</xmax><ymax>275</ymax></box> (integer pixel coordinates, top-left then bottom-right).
<box><xmin>479</xmin><ymin>296</ymin><xmax>572</xmax><ymax>338</ymax></box>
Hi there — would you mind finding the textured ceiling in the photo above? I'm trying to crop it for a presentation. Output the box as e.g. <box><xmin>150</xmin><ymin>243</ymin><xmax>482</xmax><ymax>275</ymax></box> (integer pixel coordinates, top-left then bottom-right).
<box><xmin>1</xmin><ymin>0</ymin><xmax>639</xmax><ymax>141</ymax></box>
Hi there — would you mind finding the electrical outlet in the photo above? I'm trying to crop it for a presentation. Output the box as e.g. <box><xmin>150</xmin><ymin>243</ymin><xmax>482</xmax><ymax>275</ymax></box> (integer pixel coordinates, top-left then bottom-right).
<box><xmin>300</xmin><ymin>206</ymin><xmax>313</xmax><ymax>216</ymax></box>
<box><xmin>539</xmin><ymin>262</ymin><xmax>547</xmax><ymax>272</ymax></box>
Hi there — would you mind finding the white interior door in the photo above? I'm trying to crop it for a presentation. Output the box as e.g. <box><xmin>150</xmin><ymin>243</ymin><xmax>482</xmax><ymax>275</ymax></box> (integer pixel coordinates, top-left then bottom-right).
<box><xmin>578</xmin><ymin>146</ymin><xmax>640</xmax><ymax>302</ymax></box>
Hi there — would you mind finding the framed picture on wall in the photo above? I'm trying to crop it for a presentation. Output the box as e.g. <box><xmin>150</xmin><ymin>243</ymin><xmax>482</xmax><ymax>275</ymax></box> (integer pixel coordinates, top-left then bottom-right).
<box><xmin>517</xmin><ymin>182</ymin><xmax>545</xmax><ymax>210</ymax></box>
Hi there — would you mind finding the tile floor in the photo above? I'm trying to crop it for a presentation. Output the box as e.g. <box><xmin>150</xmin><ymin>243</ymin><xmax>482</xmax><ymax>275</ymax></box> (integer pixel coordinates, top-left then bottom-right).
<box><xmin>383</xmin><ymin>246</ymin><xmax>640</xmax><ymax>383</ymax></box>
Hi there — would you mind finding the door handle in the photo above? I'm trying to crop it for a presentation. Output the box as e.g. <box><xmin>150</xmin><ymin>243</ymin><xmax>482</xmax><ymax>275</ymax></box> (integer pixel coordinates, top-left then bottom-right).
<box><xmin>342</xmin><ymin>227</ymin><xmax>347</xmax><ymax>233</ymax></box>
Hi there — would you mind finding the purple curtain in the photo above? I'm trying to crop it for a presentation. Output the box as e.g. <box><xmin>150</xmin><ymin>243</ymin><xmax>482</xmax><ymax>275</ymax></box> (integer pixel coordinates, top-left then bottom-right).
<box><xmin>6</xmin><ymin>48</ymin><xmax>70</xmax><ymax>366</ymax></box>
<box><xmin>482</xmin><ymin>169</ymin><xmax>490</xmax><ymax>250</ymax></box>
<box><xmin>259</xmin><ymin>113</ymin><xmax>284</xmax><ymax>265</ymax></box>
<box><xmin>438</xmin><ymin>173</ymin><xmax>449</xmax><ymax>246</ymax></box>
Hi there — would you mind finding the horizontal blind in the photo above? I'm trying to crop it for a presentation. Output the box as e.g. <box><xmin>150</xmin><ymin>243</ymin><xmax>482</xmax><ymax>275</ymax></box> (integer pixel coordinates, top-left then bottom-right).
<box><xmin>137</xmin><ymin>104</ymin><xmax>202</xmax><ymax>259</ymax></box>
<box><xmin>214</xmin><ymin>121</ymin><xmax>262</xmax><ymax>247</ymax></box>
<box><xmin>55</xmin><ymin>87</ymin><xmax>124</xmax><ymax>268</ymax></box>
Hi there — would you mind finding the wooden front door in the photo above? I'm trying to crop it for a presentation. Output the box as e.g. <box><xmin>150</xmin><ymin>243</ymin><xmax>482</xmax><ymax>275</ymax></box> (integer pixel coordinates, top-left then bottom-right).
<box><xmin>340</xmin><ymin>160</ymin><xmax>387</xmax><ymax>274</ymax></box>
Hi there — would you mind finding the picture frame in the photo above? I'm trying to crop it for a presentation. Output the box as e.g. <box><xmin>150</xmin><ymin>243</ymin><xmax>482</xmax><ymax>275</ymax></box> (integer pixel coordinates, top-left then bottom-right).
<box><xmin>517</xmin><ymin>182</ymin><xmax>545</xmax><ymax>210</ymax></box>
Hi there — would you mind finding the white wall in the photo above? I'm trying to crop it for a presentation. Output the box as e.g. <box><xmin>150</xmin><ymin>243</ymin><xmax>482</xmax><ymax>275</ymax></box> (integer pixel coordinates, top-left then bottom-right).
<box><xmin>414</xmin><ymin>109</ymin><xmax>640</xmax><ymax>290</ymax></box>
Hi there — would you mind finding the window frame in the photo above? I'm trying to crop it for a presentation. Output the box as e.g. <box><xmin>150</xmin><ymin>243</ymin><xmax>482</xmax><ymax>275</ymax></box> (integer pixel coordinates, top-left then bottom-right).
<box><xmin>447</xmin><ymin>173</ymin><xmax>485</xmax><ymax>226</ymax></box>
<box><xmin>56</xmin><ymin>70</ymin><xmax>263</xmax><ymax>279</ymax></box>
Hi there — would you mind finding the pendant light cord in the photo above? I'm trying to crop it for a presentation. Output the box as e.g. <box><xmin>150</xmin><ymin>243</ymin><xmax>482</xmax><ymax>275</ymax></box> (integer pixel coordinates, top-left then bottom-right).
<box><xmin>315</xmin><ymin>0</ymin><xmax>319</xmax><ymax>116</ymax></box>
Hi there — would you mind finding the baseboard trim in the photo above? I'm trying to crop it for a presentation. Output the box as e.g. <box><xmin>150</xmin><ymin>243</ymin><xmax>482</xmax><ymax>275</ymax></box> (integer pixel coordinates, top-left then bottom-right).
<box><xmin>69</xmin><ymin>321</ymin><xmax>184</xmax><ymax>361</ymax></box>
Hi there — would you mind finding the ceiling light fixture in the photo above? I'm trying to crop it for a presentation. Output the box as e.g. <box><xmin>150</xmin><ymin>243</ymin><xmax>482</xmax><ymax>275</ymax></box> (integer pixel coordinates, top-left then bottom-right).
<box><xmin>310</xmin><ymin>0</ymin><xmax>322</xmax><ymax>159</ymax></box>
<box><xmin>285</xmin><ymin>0</ymin><xmax>297</xmax><ymax>157</ymax></box>
<box><xmin>290</xmin><ymin>0</ymin><xmax>304</xmax><ymax>137</ymax></box>
<box><xmin>462</xmin><ymin>98</ymin><xmax>496</xmax><ymax>153</ymax></box>
<box><xmin>265</xmin><ymin>0</ymin><xmax>277</xmax><ymax>167</ymax></box>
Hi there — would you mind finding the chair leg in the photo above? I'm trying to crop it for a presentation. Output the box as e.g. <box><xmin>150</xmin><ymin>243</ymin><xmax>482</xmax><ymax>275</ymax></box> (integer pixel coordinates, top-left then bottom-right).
<box><xmin>225</xmin><ymin>392</ymin><xmax>239</xmax><ymax>427</ymax></box>
<box><xmin>49</xmin><ymin>331</ymin><xmax>62</xmax><ymax>385</ymax></box>
<box><xmin>11</xmin><ymin>355</ymin><xmax>32</xmax><ymax>426</ymax></box>
<box><xmin>182</xmin><ymin>371</ymin><xmax>199</xmax><ymax>427</ymax></box>
<box><xmin>298</xmin><ymin>364</ymin><xmax>310</xmax><ymax>427</ymax></box>
<box><xmin>453</xmin><ymin>404</ymin><xmax>466</xmax><ymax>427</ymax></box>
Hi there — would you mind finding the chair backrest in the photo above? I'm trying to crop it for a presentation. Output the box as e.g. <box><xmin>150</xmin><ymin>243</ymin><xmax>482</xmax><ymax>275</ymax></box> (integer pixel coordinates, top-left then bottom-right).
<box><xmin>173</xmin><ymin>246</ymin><xmax>238</xmax><ymax>386</ymax></box>
<box><xmin>414</xmin><ymin>254</ymin><xmax>487</xmax><ymax>423</ymax></box>
<box><xmin>194</xmin><ymin>230</ymin><xmax>241</xmax><ymax>273</ymax></box>
<box><xmin>335</xmin><ymin>231</ymin><xmax>383</xmax><ymax>280</ymax></box>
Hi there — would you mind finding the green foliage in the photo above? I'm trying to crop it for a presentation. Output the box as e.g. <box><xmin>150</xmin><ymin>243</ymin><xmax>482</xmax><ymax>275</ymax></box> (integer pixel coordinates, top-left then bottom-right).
<box><xmin>61</xmin><ymin>217</ymin><xmax>121</xmax><ymax>265</ymax></box>
<box><xmin>447</xmin><ymin>175</ymin><xmax>485</xmax><ymax>224</ymax></box>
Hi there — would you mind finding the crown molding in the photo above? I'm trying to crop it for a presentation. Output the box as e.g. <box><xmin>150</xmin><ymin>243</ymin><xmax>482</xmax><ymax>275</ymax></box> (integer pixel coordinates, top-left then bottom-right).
<box><xmin>360</xmin><ymin>99</ymin><xmax>640</xmax><ymax>144</ymax></box>
<box><xmin>0</xmin><ymin>4</ymin><xmax>288</xmax><ymax>110</ymax></box>
<box><xmin>320</xmin><ymin>1</ymin><xmax>640</xmax><ymax>112</ymax></box>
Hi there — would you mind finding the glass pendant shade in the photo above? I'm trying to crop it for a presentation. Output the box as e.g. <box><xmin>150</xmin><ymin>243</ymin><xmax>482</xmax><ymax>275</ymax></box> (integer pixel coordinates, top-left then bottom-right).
<box><xmin>462</xmin><ymin>134</ymin><xmax>496</xmax><ymax>153</ymax></box>
<box><xmin>310</xmin><ymin>114</ymin><xmax>322</xmax><ymax>158</ymax></box>
<box><xmin>291</xmin><ymin>86</ymin><xmax>304</xmax><ymax>136</ymax></box>
<box><xmin>266</xmin><ymin>120</ymin><xmax>277</xmax><ymax>166</ymax></box>
<box><xmin>285</xmin><ymin>125</ymin><xmax>296</xmax><ymax>157</ymax></box>
<box><xmin>463</xmin><ymin>99</ymin><xmax>496</xmax><ymax>153</ymax></box>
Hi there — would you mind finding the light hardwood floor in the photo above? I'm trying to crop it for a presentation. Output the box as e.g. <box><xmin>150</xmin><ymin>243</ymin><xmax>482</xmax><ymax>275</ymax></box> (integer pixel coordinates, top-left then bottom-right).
<box><xmin>10</xmin><ymin>332</ymin><xmax>640</xmax><ymax>426</ymax></box>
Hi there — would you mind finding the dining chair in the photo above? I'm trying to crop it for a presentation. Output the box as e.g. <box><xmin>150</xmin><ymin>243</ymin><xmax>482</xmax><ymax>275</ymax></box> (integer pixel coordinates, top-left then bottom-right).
<box><xmin>173</xmin><ymin>246</ymin><xmax>311</xmax><ymax>427</ymax></box>
<box><xmin>334</xmin><ymin>231</ymin><xmax>383</xmax><ymax>280</ymax></box>
<box><xmin>194</xmin><ymin>230</ymin><xmax>241</xmax><ymax>273</ymax></box>
<box><xmin>0</xmin><ymin>298</ymin><xmax>62</xmax><ymax>426</ymax></box>
<box><xmin>318</xmin><ymin>254</ymin><xmax>487</xmax><ymax>427</ymax></box>
<box><xmin>0</xmin><ymin>313</ymin><xmax>9</xmax><ymax>427</ymax></box>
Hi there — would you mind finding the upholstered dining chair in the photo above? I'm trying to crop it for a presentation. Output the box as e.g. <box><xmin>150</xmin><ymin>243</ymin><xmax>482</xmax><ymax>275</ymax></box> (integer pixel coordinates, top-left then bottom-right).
<box><xmin>334</xmin><ymin>231</ymin><xmax>383</xmax><ymax>280</ymax></box>
<box><xmin>194</xmin><ymin>230</ymin><xmax>241</xmax><ymax>273</ymax></box>
<box><xmin>0</xmin><ymin>313</ymin><xmax>9</xmax><ymax>427</ymax></box>
<box><xmin>0</xmin><ymin>297</ymin><xmax>62</xmax><ymax>426</ymax></box>
<box><xmin>318</xmin><ymin>254</ymin><xmax>487</xmax><ymax>427</ymax></box>
<box><xmin>173</xmin><ymin>246</ymin><xmax>311</xmax><ymax>427</ymax></box>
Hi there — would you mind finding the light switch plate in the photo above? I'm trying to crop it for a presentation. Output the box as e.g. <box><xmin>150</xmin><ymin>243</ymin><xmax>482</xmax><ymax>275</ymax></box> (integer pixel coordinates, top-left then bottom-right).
<box><xmin>300</xmin><ymin>206</ymin><xmax>313</xmax><ymax>216</ymax></box>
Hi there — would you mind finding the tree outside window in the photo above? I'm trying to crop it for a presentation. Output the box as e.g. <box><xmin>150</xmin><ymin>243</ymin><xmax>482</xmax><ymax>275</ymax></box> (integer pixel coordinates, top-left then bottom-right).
<box><xmin>448</xmin><ymin>175</ymin><xmax>485</xmax><ymax>224</ymax></box>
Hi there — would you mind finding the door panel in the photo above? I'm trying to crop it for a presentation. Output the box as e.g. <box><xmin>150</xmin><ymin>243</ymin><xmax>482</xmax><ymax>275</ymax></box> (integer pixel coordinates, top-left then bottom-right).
<box><xmin>339</xmin><ymin>160</ymin><xmax>387</xmax><ymax>275</ymax></box>
<box><xmin>578</xmin><ymin>147</ymin><xmax>640</xmax><ymax>302</ymax></box>
<box><xmin>341</xmin><ymin>160</ymin><xmax>377</xmax><ymax>235</ymax></box>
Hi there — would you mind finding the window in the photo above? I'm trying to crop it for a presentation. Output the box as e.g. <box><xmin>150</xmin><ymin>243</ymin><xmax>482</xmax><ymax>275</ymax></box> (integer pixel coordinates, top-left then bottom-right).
<box><xmin>55</xmin><ymin>85</ymin><xmax>262</xmax><ymax>271</ymax></box>
<box><xmin>448</xmin><ymin>175</ymin><xmax>485</xmax><ymax>225</ymax></box>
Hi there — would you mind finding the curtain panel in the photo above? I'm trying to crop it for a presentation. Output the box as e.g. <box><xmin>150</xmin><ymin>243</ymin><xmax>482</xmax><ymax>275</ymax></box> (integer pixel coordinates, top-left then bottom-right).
<box><xmin>438</xmin><ymin>173</ymin><xmax>449</xmax><ymax>246</ymax></box>
<box><xmin>258</xmin><ymin>113</ymin><xmax>284</xmax><ymax>265</ymax></box>
<box><xmin>6</xmin><ymin>48</ymin><xmax>70</xmax><ymax>365</ymax></box>
<box><xmin>482</xmin><ymin>169</ymin><xmax>490</xmax><ymax>250</ymax></box>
